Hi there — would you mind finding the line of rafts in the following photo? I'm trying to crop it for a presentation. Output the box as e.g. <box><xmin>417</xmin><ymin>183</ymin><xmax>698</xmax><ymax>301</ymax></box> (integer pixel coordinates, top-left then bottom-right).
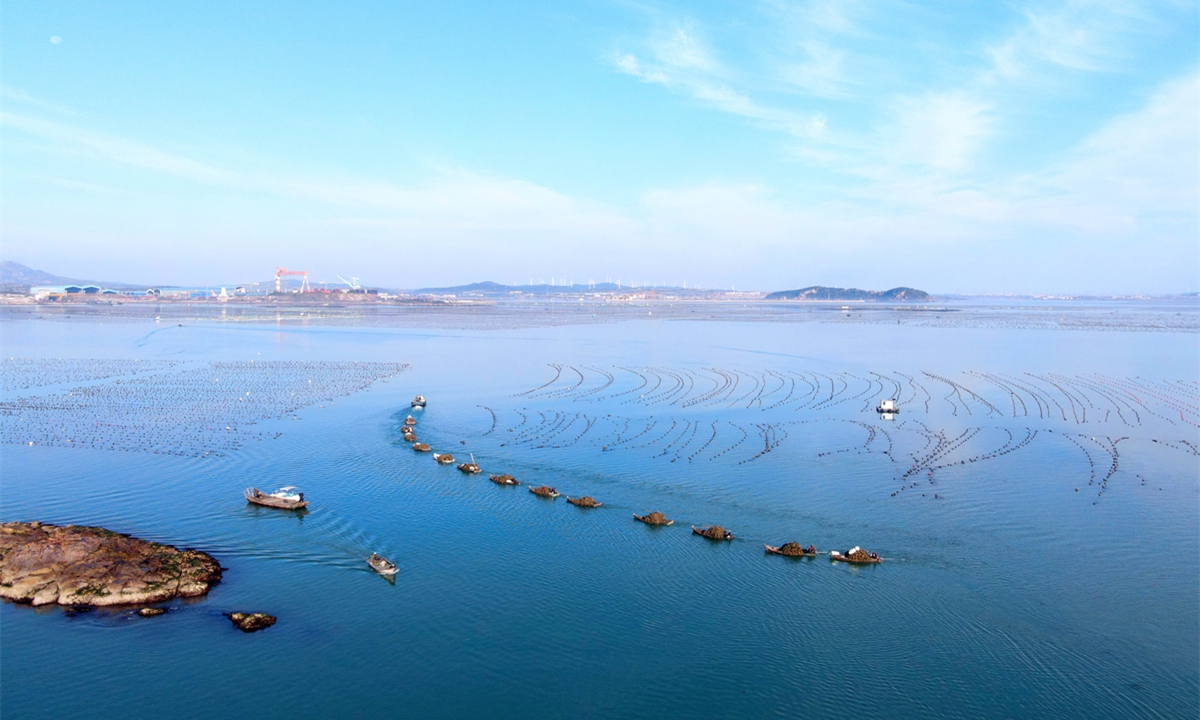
<box><xmin>246</xmin><ymin>397</ymin><xmax>880</xmax><ymax>578</ymax></box>
<box><xmin>403</xmin><ymin>409</ymin><xmax>883</xmax><ymax>564</ymax></box>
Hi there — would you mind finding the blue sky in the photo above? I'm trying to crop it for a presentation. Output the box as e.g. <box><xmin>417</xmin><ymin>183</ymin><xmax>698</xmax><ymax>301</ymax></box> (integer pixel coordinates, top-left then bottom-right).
<box><xmin>3</xmin><ymin>0</ymin><xmax>1197</xmax><ymax>292</ymax></box>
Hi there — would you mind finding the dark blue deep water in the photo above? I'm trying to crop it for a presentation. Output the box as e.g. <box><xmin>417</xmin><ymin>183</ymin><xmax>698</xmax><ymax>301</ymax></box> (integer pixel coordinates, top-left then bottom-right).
<box><xmin>2</xmin><ymin>313</ymin><xmax>1197</xmax><ymax>718</ymax></box>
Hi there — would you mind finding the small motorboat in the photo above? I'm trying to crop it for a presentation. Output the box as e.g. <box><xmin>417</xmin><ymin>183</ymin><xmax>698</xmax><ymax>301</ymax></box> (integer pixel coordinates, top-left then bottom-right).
<box><xmin>412</xmin><ymin>442</ymin><xmax>431</xmax><ymax>452</ymax></box>
<box><xmin>692</xmin><ymin>525</ymin><xmax>733</xmax><ymax>541</ymax></box>
<box><xmin>489</xmin><ymin>474</ymin><xmax>520</xmax><ymax>486</ymax></box>
<box><xmin>876</xmin><ymin>399</ymin><xmax>899</xmax><ymax>414</ymax></box>
<box><xmin>830</xmin><ymin>546</ymin><xmax>881</xmax><ymax>564</ymax></box>
<box><xmin>457</xmin><ymin>454</ymin><xmax>481</xmax><ymax>474</ymax></box>
<box><xmin>433</xmin><ymin>452</ymin><xmax>455</xmax><ymax>464</ymax></box>
<box><xmin>244</xmin><ymin>486</ymin><xmax>308</xmax><ymax>510</ymax></box>
<box><xmin>633</xmin><ymin>512</ymin><xmax>673</xmax><ymax>526</ymax></box>
<box><xmin>411</xmin><ymin>395</ymin><xmax>427</xmax><ymax>409</ymax></box>
<box><xmin>529</xmin><ymin>485</ymin><xmax>560</xmax><ymax>498</ymax></box>
<box><xmin>765</xmin><ymin>542</ymin><xmax>818</xmax><ymax>557</ymax></box>
<box><xmin>567</xmin><ymin>496</ymin><xmax>601</xmax><ymax>508</ymax></box>
<box><xmin>368</xmin><ymin>553</ymin><xmax>398</xmax><ymax>577</ymax></box>
<box><xmin>403</xmin><ymin>416</ymin><xmax>417</xmax><ymax>426</ymax></box>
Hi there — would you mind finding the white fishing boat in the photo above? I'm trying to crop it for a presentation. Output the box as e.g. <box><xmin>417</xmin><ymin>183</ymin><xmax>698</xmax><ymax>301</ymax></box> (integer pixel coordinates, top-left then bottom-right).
<box><xmin>411</xmin><ymin>395</ymin><xmax>427</xmax><ymax>409</ymax></box>
<box><xmin>876</xmin><ymin>398</ymin><xmax>899</xmax><ymax>414</ymax></box>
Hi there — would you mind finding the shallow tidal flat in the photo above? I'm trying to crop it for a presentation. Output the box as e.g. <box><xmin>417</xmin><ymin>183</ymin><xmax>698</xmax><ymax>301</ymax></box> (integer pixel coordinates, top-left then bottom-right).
<box><xmin>3</xmin><ymin>295</ymin><xmax>1196</xmax><ymax>333</ymax></box>
<box><xmin>0</xmin><ymin>313</ymin><xmax>1196</xmax><ymax>719</ymax></box>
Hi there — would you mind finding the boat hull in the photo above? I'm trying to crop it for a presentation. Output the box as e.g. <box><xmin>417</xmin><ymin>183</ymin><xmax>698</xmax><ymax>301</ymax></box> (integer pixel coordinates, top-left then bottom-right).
<box><xmin>764</xmin><ymin>544</ymin><xmax>816</xmax><ymax>557</ymax></box>
<box><xmin>633</xmin><ymin>514</ymin><xmax>673</xmax><ymax>526</ymax></box>
<box><xmin>369</xmin><ymin>559</ymin><xmax>398</xmax><ymax>576</ymax></box>
<box><xmin>692</xmin><ymin>525</ymin><xmax>733</xmax><ymax>541</ymax></box>
<box><xmin>244</xmin><ymin>490</ymin><xmax>307</xmax><ymax>510</ymax></box>
<box><xmin>830</xmin><ymin>552</ymin><xmax>880</xmax><ymax>564</ymax></box>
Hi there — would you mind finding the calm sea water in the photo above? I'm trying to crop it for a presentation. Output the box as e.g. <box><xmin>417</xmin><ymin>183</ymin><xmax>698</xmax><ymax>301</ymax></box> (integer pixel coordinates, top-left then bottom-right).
<box><xmin>2</xmin><ymin>311</ymin><xmax>1197</xmax><ymax>719</ymax></box>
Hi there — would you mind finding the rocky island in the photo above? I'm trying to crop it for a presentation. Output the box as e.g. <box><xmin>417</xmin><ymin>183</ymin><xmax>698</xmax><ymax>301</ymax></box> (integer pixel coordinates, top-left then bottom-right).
<box><xmin>0</xmin><ymin>521</ymin><xmax>222</xmax><ymax>607</ymax></box>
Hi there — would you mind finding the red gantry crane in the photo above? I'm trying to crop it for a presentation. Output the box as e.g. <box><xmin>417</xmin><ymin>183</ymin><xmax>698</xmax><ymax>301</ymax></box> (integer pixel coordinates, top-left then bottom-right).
<box><xmin>275</xmin><ymin>267</ymin><xmax>310</xmax><ymax>293</ymax></box>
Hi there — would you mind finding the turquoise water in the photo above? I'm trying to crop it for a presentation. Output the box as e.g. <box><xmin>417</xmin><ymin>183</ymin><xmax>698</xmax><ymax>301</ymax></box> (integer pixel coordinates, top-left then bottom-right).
<box><xmin>2</xmin><ymin>315</ymin><xmax>1197</xmax><ymax>718</ymax></box>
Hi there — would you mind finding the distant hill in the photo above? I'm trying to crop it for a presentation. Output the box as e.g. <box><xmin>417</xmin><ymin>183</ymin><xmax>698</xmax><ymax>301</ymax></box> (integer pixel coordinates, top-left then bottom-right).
<box><xmin>765</xmin><ymin>286</ymin><xmax>932</xmax><ymax>301</ymax></box>
<box><xmin>0</xmin><ymin>261</ymin><xmax>139</xmax><ymax>289</ymax></box>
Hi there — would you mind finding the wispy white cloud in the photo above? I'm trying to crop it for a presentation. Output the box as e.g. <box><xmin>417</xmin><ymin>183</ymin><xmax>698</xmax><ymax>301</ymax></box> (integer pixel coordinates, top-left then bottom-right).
<box><xmin>2</xmin><ymin>112</ymin><xmax>239</xmax><ymax>186</ymax></box>
<box><xmin>650</xmin><ymin>23</ymin><xmax>719</xmax><ymax>72</ymax></box>
<box><xmin>2</xmin><ymin>85</ymin><xmax>78</xmax><ymax>116</ymax></box>
<box><xmin>616</xmin><ymin>1</ymin><xmax>1186</xmax><ymax>160</ymax></box>
<box><xmin>985</xmin><ymin>0</ymin><xmax>1160</xmax><ymax>80</ymax></box>
<box><xmin>630</xmin><ymin>68</ymin><xmax>1196</xmax><ymax>271</ymax></box>
<box><xmin>778</xmin><ymin>42</ymin><xmax>851</xmax><ymax>99</ymax></box>
<box><xmin>614</xmin><ymin>24</ymin><xmax>829</xmax><ymax>139</ymax></box>
<box><xmin>1023</xmin><ymin>72</ymin><xmax>1199</xmax><ymax>231</ymax></box>
<box><xmin>887</xmin><ymin>93</ymin><xmax>994</xmax><ymax>172</ymax></box>
<box><xmin>1</xmin><ymin>109</ymin><xmax>640</xmax><ymax>269</ymax></box>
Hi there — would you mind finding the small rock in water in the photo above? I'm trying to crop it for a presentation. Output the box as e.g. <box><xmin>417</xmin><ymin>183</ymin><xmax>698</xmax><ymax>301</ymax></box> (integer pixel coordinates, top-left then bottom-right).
<box><xmin>138</xmin><ymin>607</ymin><xmax>166</xmax><ymax>617</ymax></box>
<box><xmin>226</xmin><ymin>612</ymin><xmax>276</xmax><ymax>633</ymax></box>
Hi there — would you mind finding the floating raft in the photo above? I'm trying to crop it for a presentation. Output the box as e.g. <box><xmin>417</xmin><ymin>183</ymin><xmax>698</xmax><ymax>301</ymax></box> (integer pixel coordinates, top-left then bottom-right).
<box><xmin>765</xmin><ymin>542</ymin><xmax>817</xmax><ymax>557</ymax></box>
<box><xmin>692</xmin><ymin>525</ymin><xmax>733</xmax><ymax>541</ymax></box>
<box><xmin>830</xmin><ymin>547</ymin><xmax>881</xmax><ymax>564</ymax></box>
<box><xmin>634</xmin><ymin>512</ymin><xmax>673</xmax><ymax>526</ymax></box>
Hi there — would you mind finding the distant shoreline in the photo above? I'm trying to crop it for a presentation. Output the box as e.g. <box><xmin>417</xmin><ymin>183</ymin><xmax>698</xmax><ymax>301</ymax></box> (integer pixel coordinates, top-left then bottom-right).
<box><xmin>1</xmin><ymin>296</ymin><xmax>1195</xmax><ymax>334</ymax></box>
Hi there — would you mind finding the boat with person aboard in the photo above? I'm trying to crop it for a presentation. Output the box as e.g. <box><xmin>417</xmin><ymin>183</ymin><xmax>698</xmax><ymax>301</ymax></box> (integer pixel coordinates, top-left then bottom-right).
<box><xmin>411</xmin><ymin>395</ymin><xmax>427</xmax><ymax>409</ymax></box>
<box><xmin>830</xmin><ymin>546</ymin><xmax>881</xmax><ymax>564</ymax></box>
<box><xmin>368</xmin><ymin>553</ymin><xmax>398</xmax><ymax>576</ymax></box>
<box><xmin>244</xmin><ymin>486</ymin><xmax>308</xmax><ymax>510</ymax></box>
